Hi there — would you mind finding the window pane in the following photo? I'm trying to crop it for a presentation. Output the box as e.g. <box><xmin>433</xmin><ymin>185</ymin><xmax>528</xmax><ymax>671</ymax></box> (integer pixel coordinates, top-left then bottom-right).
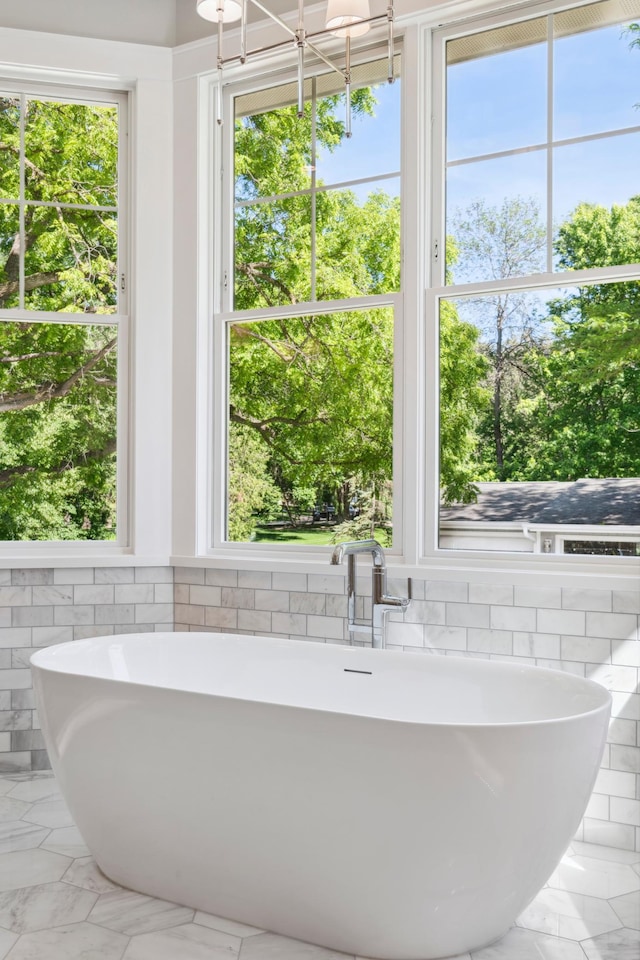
<box><xmin>314</xmin><ymin>81</ymin><xmax>401</xmax><ymax>185</ymax></box>
<box><xmin>227</xmin><ymin>308</ymin><xmax>393</xmax><ymax>545</ymax></box>
<box><xmin>446</xmin><ymin>21</ymin><xmax>547</xmax><ymax>161</ymax></box>
<box><xmin>0</xmin><ymin>321</ymin><xmax>117</xmax><ymax>540</ymax></box>
<box><xmin>554</xmin><ymin>4</ymin><xmax>640</xmax><ymax>140</ymax></box>
<box><xmin>438</xmin><ymin>280</ymin><xmax>640</xmax><ymax>551</ymax></box>
<box><xmin>0</xmin><ymin>205</ymin><xmax>20</xmax><ymax>309</ymax></box>
<box><xmin>234</xmin><ymin>196</ymin><xmax>312</xmax><ymax>309</ymax></box>
<box><xmin>24</xmin><ymin>100</ymin><xmax>118</xmax><ymax>207</ymax></box>
<box><xmin>446</xmin><ymin>153</ymin><xmax>547</xmax><ymax>285</ymax></box>
<box><xmin>0</xmin><ymin>96</ymin><xmax>20</xmax><ymax>200</ymax></box>
<box><xmin>24</xmin><ymin>206</ymin><xmax>118</xmax><ymax>313</ymax></box>
<box><xmin>553</xmin><ymin>133</ymin><xmax>640</xmax><ymax>267</ymax></box>
<box><xmin>316</xmin><ymin>182</ymin><xmax>401</xmax><ymax>298</ymax></box>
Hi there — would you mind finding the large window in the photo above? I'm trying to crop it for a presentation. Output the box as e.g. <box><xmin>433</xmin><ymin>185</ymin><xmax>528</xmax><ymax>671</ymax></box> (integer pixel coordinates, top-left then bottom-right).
<box><xmin>436</xmin><ymin>0</ymin><xmax>640</xmax><ymax>554</ymax></box>
<box><xmin>219</xmin><ymin>55</ymin><xmax>401</xmax><ymax>548</ymax></box>
<box><xmin>0</xmin><ymin>86</ymin><xmax>126</xmax><ymax>542</ymax></box>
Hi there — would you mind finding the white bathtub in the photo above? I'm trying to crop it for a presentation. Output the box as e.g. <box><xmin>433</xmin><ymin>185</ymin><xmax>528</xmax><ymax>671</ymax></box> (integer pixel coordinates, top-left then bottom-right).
<box><xmin>31</xmin><ymin>632</ymin><xmax>610</xmax><ymax>960</ymax></box>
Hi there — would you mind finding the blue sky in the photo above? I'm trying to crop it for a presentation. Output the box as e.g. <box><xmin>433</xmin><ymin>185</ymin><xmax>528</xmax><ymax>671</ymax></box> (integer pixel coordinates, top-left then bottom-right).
<box><xmin>447</xmin><ymin>22</ymin><xmax>640</xmax><ymax>225</ymax></box>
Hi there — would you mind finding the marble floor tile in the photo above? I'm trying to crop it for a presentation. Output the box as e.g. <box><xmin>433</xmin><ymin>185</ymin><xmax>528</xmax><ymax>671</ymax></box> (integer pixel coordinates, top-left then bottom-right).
<box><xmin>581</xmin><ymin>926</ymin><xmax>640</xmax><ymax>960</ymax></box>
<box><xmin>62</xmin><ymin>856</ymin><xmax>122</xmax><ymax>894</ymax></box>
<box><xmin>193</xmin><ymin>911</ymin><xmax>265</xmax><ymax>937</ymax></box>
<box><xmin>7</xmin><ymin>781</ymin><xmax>60</xmax><ymax>804</ymax></box>
<box><xmin>3</xmin><ymin>921</ymin><xmax>129</xmax><ymax>960</ymax></box>
<box><xmin>547</xmin><ymin>855</ymin><xmax>640</xmax><ymax>899</ymax></box>
<box><xmin>0</xmin><ymin>849</ymin><xmax>71</xmax><ymax>892</ymax></box>
<box><xmin>122</xmin><ymin>922</ymin><xmax>240</xmax><ymax>960</ymax></box>
<box><xmin>0</xmin><ymin>930</ymin><xmax>18</xmax><ymax>960</ymax></box>
<box><xmin>609</xmin><ymin>890</ymin><xmax>640</xmax><ymax>931</ymax></box>
<box><xmin>517</xmin><ymin>886</ymin><xmax>623</xmax><ymax>940</ymax></box>
<box><xmin>238</xmin><ymin>932</ymin><xmax>354</xmax><ymax>960</ymax></box>
<box><xmin>0</xmin><ymin>881</ymin><xmax>98</xmax><ymax>933</ymax></box>
<box><xmin>21</xmin><ymin>801</ymin><xmax>73</xmax><ymax>830</ymax></box>
<box><xmin>0</xmin><ymin>822</ymin><xmax>50</xmax><ymax>855</ymax></box>
<box><xmin>39</xmin><ymin>826</ymin><xmax>89</xmax><ymax>859</ymax></box>
<box><xmin>470</xmin><ymin>926</ymin><xmax>587</xmax><ymax>959</ymax></box>
<box><xmin>0</xmin><ymin>782</ymin><xmax>15</xmax><ymax>798</ymax></box>
<box><xmin>88</xmin><ymin>889</ymin><xmax>194</xmax><ymax>935</ymax></box>
<box><xmin>0</xmin><ymin>800</ymin><xmax>31</xmax><ymax>823</ymax></box>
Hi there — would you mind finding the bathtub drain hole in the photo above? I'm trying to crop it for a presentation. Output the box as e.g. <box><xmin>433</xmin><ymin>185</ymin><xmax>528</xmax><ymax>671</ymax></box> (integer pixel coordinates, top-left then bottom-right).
<box><xmin>343</xmin><ymin>668</ymin><xmax>373</xmax><ymax>675</ymax></box>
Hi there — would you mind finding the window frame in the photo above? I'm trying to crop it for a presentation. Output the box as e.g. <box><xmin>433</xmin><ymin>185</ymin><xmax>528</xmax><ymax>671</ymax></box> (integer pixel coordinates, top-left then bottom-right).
<box><xmin>427</xmin><ymin>0</ymin><xmax>640</xmax><ymax>568</ymax></box>
<box><xmin>204</xmin><ymin>45</ymin><xmax>406</xmax><ymax>558</ymax></box>
<box><xmin>0</xmin><ymin>78</ymin><xmax>131</xmax><ymax>555</ymax></box>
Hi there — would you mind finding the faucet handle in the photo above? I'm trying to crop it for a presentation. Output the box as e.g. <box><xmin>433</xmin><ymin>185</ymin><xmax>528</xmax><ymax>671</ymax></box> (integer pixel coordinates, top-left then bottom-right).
<box><xmin>407</xmin><ymin>577</ymin><xmax>412</xmax><ymax>601</ymax></box>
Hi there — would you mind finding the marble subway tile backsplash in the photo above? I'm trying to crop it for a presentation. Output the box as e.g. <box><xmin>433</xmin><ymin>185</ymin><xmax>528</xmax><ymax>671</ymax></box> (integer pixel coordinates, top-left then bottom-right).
<box><xmin>174</xmin><ymin>566</ymin><xmax>640</xmax><ymax>853</ymax></box>
<box><xmin>0</xmin><ymin>566</ymin><xmax>173</xmax><ymax>773</ymax></box>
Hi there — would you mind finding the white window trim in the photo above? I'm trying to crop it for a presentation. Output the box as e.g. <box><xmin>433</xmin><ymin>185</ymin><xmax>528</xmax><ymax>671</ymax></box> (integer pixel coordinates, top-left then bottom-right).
<box><xmin>0</xmin><ymin>28</ymin><xmax>173</xmax><ymax>567</ymax></box>
<box><xmin>425</xmin><ymin>2</ymin><xmax>640</xmax><ymax>575</ymax></box>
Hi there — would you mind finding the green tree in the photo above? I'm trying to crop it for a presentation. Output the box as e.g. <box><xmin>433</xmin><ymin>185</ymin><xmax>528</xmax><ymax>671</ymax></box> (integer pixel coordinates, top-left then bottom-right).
<box><xmin>0</xmin><ymin>97</ymin><xmax>119</xmax><ymax>540</ymax></box>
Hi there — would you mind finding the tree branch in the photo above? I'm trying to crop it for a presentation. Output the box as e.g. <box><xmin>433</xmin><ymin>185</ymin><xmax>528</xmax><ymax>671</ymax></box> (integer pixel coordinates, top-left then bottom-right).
<box><xmin>0</xmin><ymin>438</ymin><xmax>116</xmax><ymax>487</ymax></box>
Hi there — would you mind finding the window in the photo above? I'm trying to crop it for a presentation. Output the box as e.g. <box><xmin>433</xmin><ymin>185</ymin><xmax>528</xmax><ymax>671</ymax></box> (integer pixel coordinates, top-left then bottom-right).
<box><xmin>435</xmin><ymin>0</ymin><xmax>640</xmax><ymax>554</ymax></box>
<box><xmin>0</xmin><ymin>86</ymin><xmax>126</xmax><ymax>542</ymax></box>
<box><xmin>217</xmin><ymin>55</ymin><xmax>401</xmax><ymax>548</ymax></box>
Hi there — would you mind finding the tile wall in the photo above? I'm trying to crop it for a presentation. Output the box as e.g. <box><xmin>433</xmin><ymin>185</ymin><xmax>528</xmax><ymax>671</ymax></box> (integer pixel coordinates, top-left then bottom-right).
<box><xmin>0</xmin><ymin>566</ymin><xmax>174</xmax><ymax>772</ymax></box>
<box><xmin>175</xmin><ymin>566</ymin><xmax>640</xmax><ymax>853</ymax></box>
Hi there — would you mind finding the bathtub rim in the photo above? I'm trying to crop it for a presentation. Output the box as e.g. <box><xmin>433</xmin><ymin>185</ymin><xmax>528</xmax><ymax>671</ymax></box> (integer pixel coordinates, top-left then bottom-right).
<box><xmin>30</xmin><ymin>631</ymin><xmax>612</xmax><ymax>730</ymax></box>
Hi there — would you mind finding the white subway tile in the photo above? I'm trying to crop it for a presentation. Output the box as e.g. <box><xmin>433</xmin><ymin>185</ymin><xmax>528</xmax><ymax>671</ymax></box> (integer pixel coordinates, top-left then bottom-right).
<box><xmin>0</xmin><ymin>572</ymin><xmax>10</xmax><ymax>587</ymax></box>
<box><xmin>0</xmin><ymin>587</ymin><xmax>31</xmax><ymax>607</ymax></box>
<box><xmin>272</xmin><ymin>573</ymin><xmax>307</xmax><ymax>592</ymax></box>
<box><xmin>12</xmin><ymin>569</ymin><xmax>53</xmax><ymax>585</ymax></box>
<box><xmin>490</xmin><ymin>606</ymin><xmax>536</xmax><ymax>632</ymax></box>
<box><xmin>53</xmin><ymin>568</ymin><xmax>94</xmax><ymax>584</ymax></box>
<box><xmin>386</xmin><ymin>621</ymin><xmax>425</xmax><ymax>647</ymax></box>
<box><xmin>446</xmin><ymin>603</ymin><xmax>490</xmax><ymax>629</ymax></box>
<box><xmin>221</xmin><ymin>587</ymin><xmax>255</xmax><ymax>610</ymax></box>
<box><xmin>538</xmin><ymin>608</ymin><xmax>585</xmax><ymax>636</ymax></box>
<box><xmin>95</xmin><ymin>568</ymin><xmax>134</xmax><ymax>583</ymax></box>
<box><xmin>31</xmin><ymin>626</ymin><xmax>73</xmax><ymax>647</ymax></box>
<box><xmin>513</xmin><ymin>632</ymin><xmax>560</xmax><ymax>659</ymax></box>
<box><xmin>31</xmin><ymin>586</ymin><xmax>73</xmax><ymax>606</ymax></box>
<box><xmin>174</xmin><ymin>567</ymin><xmax>205</xmax><ymax>584</ymax></box>
<box><xmin>0</xmin><ymin>670</ymin><xmax>31</xmax><ymax>689</ymax></box>
<box><xmin>610</xmin><ymin>745</ymin><xmax>640</xmax><ymax>774</ymax></box>
<box><xmin>0</xmin><ymin>610</ymin><xmax>9</xmax><ymax>628</ymax></box>
<box><xmin>115</xmin><ymin>584</ymin><xmax>155</xmax><ymax>605</ymax></box>
<box><xmin>237</xmin><ymin>609</ymin><xmax>272</xmax><ymax>633</ymax></box>
<box><xmin>254</xmin><ymin>590</ymin><xmax>289</xmax><ymax>612</ymax></box>
<box><xmin>588</xmin><ymin>664</ymin><xmax>639</xmax><ymax>694</ymax></box>
<box><xmin>514</xmin><ymin>586</ymin><xmax>561</xmax><ymax>609</ymax></box>
<box><xmin>307</xmin><ymin>574</ymin><xmax>344</xmax><ymax>595</ymax></box>
<box><xmin>562</xmin><ymin>588</ymin><xmax>612</xmax><ymax>612</ymax></box>
<box><xmin>174</xmin><ymin>584</ymin><xmax>189</xmax><ymax>604</ymax></box>
<box><xmin>612</xmin><ymin>639</ymin><xmax>640</xmax><ymax>667</ymax></box>
<box><xmin>560</xmin><ymin>636</ymin><xmax>611</xmax><ymax>663</ymax></box>
<box><xmin>610</xmin><ymin>796</ymin><xmax>640</xmax><ymax>827</ymax></box>
<box><xmin>12</xmin><ymin>607</ymin><xmax>54</xmax><ymax>628</ymax></box>
<box><xmin>238</xmin><ymin>571</ymin><xmax>272</xmax><ymax>590</ymax></box>
<box><xmin>467</xmin><ymin>628</ymin><xmax>512</xmax><ymax>656</ymax></box>
<box><xmin>73</xmin><ymin>625</ymin><xmax>113</xmax><ymax>640</ymax></box>
<box><xmin>307</xmin><ymin>615</ymin><xmax>345</xmax><ymax>640</ymax></box>
<box><xmin>290</xmin><ymin>593</ymin><xmax>326</xmax><ymax>615</ymax></box>
<box><xmin>325</xmin><ymin>594</ymin><xmax>348</xmax><ymax>618</ymax></box>
<box><xmin>73</xmin><ymin>585</ymin><xmax>114</xmax><ymax>605</ymax></box>
<box><xmin>469</xmin><ymin>583</ymin><xmax>513</xmax><ymax>605</ymax></box>
<box><xmin>0</xmin><ymin>629</ymin><xmax>31</xmax><ymax>649</ymax></box>
<box><xmin>189</xmin><ymin>585</ymin><xmax>222</xmax><ymax>607</ymax></box>
<box><xmin>135</xmin><ymin>566</ymin><xmax>173</xmax><ymax>583</ymax></box>
<box><xmin>595</xmin><ymin>768</ymin><xmax>636</xmax><ymax>799</ymax></box>
<box><xmin>582</xmin><ymin>819</ymin><xmax>636</xmax><ymax>851</ymax></box>
<box><xmin>608</xmin><ymin>718</ymin><xmax>637</xmax><ymax>746</ymax></box>
<box><xmin>205</xmin><ymin>569</ymin><xmax>238</xmax><ymax>587</ymax></box>
<box><xmin>612</xmin><ymin>591</ymin><xmax>640</xmax><ymax>614</ymax></box>
<box><xmin>204</xmin><ymin>607</ymin><xmax>237</xmax><ymax>629</ymax></box>
<box><xmin>404</xmin><ymin>601</ymin><xmax>445</xmax><ymax>625</ymax></box>
<box><xmin>425</xmin><ymin>581</ymin><xmax>468</xmax><ymax>602</ymax></box>
<box><xmin>95</xmin><ymin>604</ymin><xmax>134</xmax><ymax>625</ymax></box>
<box><xmin>134</xmin><ymin>604</ymin><xmax>173</xmax><ymax>624</ymax></box>
<box><xmin>586</xmin><ymin>612</ymin><xmax>638</xmax><ymax>640</ymax></box>
<box><xmin>271</xmin><ymin>612</ymin><xmax>306</xmax><ymax>635</ymax></box>
<box><xmin>154</xmin><ymin>583</ymin><xmax>174</xmax><ymax>604</ymax></box>
<box><xmin>610</xmin><ymin>692</ymin><xmax>640</xmax><ymax>720</ymax></box>
<box><xmin>425</xmin><ymin>625</ymin><xmax>466</xmax><ymax>651</ymax></box>
<box><xmin>174</xmin><ymin>604</ymin><xmax>204</xmax><ymax>626</ymax></box>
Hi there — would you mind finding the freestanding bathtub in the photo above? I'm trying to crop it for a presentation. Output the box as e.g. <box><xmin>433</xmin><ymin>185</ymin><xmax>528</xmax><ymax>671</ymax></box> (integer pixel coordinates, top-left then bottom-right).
<box><xmin>31</xmin><ymin>632</ymin><xmax>610</xmax><ymax>960</ymax></box>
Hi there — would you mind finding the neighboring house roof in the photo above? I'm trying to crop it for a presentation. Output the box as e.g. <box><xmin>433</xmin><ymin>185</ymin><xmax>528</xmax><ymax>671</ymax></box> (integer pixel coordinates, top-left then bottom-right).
<box><xmin>439</xmin><ymin>478</ymin><xmax>640</xmax><ymax>525</ymax></box>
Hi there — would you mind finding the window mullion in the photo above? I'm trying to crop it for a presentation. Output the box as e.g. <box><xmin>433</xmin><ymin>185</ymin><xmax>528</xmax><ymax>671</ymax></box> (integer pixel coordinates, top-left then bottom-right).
<box><xmin>19</xmin><ymin>93</ymin><xmax>25</xmax><ymax>310</ymax></box>
<box><xmin>311</xmin><ymin>76</ymin><xmax>317</xmax><ymax>303</ymax></box>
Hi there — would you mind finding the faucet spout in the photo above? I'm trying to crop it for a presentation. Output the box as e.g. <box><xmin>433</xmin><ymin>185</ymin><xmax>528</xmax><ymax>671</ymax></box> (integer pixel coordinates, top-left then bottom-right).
<box><xmin>329</xmin><ymin>539</ymin><xmax>411</xmax><ymax>649</ymax></box>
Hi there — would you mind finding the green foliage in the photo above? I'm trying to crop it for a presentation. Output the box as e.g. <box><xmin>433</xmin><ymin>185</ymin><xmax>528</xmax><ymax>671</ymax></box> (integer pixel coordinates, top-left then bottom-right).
<box><xmin>0</xmin><ymin>96</ymin><xmax>119</xmax><ymax>540</ymax></box>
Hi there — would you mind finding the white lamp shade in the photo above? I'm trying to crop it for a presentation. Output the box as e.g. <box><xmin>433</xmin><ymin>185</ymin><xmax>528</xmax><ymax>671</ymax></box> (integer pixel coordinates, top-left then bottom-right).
<box><xmin>325</xmin><ymin>0</ymin><xmax>370</xmax><ymax>37</ymax></box>
<box><xmin>197</xmin><ymin>0</ymin><xmax>243</xmax><ymax>23</ymax></box>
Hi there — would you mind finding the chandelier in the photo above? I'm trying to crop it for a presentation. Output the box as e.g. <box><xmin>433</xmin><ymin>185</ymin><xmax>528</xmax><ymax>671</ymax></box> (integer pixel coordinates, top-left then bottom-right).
<box><xmin>196</xmin><ymin>0</ymin><xmax>396</xmax><ymax>136</ymax></box>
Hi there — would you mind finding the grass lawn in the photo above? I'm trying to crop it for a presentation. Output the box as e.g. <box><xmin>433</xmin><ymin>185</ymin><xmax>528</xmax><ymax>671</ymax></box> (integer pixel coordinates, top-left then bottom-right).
<box><xmin>252</xmin><ymin>524</ymin><xmax>390</xmax><ymax>545</ymax></box>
